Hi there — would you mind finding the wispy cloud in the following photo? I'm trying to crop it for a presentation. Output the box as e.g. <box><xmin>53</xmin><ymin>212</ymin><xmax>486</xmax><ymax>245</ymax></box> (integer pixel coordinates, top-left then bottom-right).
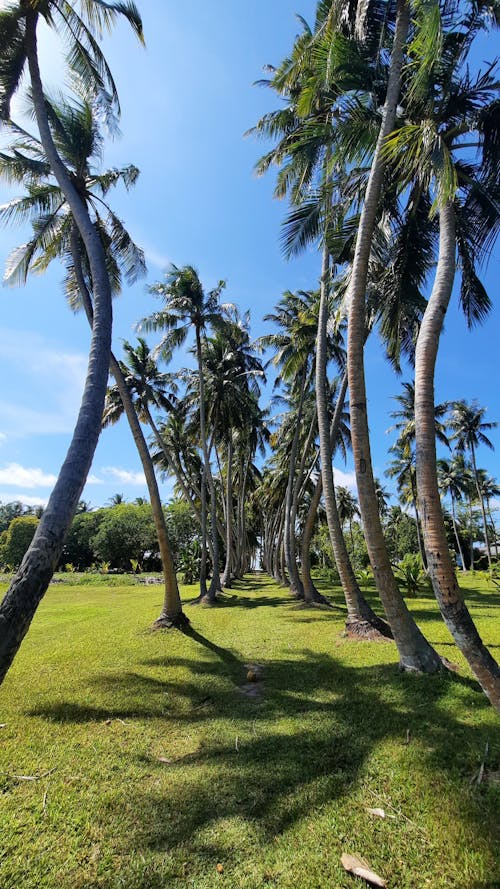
<box><xmin>102</xmin><ymin>467</ymin><xmax>147</xmax><ymax>486</ymax></box>
<box><xmin>0</xmin><ymin>463</ymin><xmax>57</xmax><ymax>488</ymax></box>
<box><xmin>0</xmin><ymin>433</ymin><xmax>6</xmax><ymax>445</ymax></box>
<box><xmin>143</xmin><ymin>246</ymin><xmax>170</xmax><ymax>271</ymax></box>
<box><xmin>0</xmin><ymin>328</ymin><xmax>87</xmax><ymax>438</ymax></box>
<box><xmin>0</xmin><ymin>492</ymin><xmax>48</xmax><ymax>507</ymax></box>
<box><xmin>333</xmin><ymin>466</ymin><xmax>357</xmax><ymax>491</ymax></box>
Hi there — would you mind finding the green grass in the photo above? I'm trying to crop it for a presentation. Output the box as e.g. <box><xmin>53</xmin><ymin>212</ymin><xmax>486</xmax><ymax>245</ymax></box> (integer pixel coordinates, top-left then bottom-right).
<box><xmin>0</xmin><ymin>573</ymin><xmax>498</xmax><ymax>889</ymax></box>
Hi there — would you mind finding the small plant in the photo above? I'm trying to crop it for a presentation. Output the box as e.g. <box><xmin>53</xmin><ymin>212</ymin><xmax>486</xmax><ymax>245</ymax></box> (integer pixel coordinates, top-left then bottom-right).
<box><xmin>178</xmin><ymin>541</ymin><xmax>202</xmax><ymax>584</ymax></box>
<box><xmin>130</xmin><ymin>558</ymin><xmax>142</xmax><ymax>574</ymax></box>
<box><xmin>99</xmin><ymin>561</ymin><xmax>111</xmax><ymax>575</ymax></box>
<box><xmin>64</xmin><ymin>562</ymin><xmax>76</xmax><ymax>573</ymax></box>
<box><xmin>394</xmin><ymin>553</ymin><xmax>425</xmax><ymax>597</ymax></box>
<box><xmin>355</xmin><ymin>568</ymin><xmax>372</xmax><ymax>590</ymax></box>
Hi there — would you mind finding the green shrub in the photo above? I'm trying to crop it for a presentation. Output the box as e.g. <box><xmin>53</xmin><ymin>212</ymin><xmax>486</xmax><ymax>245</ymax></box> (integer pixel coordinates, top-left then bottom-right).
<box><xmin>0</xmin><ymin>515</ymin><xmax>39</xmax><ymax>569</ymax></box>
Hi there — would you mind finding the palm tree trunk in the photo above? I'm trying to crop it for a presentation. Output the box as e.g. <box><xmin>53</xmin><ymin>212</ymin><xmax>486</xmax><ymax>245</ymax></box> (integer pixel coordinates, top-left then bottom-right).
<box><xmin>283</xmin><ymin>369</ymin><xmax>307</xmax><ymax>598</ymax></box>
<box><xmin>71</xmin><ymin>228</ymin><xmax>185</xmax><ymax>627</ymax></box>
<box><xmin>221</xmin><ymin>436</ymin><xmax>234</xmax><ymax>587</ymax></box>
<box><xmin>471</xmin><ymin>443</ymin><xmax>493</xmax><ymax>569</ymax></box>
<box><xmin>199</xmin><ymin>466</ymin><xmax>208</xmax><ymax>597</ymax></box>
<box><xmin>0</xmin><ymin>12</ymin><xmax>115</xmax><ymax>686</ymax></box>
<box><xmin>195</xmin><ymin>328</ymin><xmax>220</xmax><ymax>601</ymax></box>
<box><xmin>415</xmin><ymin>200</ymin><xmax>500</xmax><ymax>711</ymax></box>
<box><xmin>345</xmin><ymin>0</ymin><xmax>441</xmax><ymax>670</ymax></box>
<box><xmin>450</xmin><ymin>493</ymin><xmax>466</xmax><ymax>572</ymax></box>
<box><xmin>316</xmin><ymin>254</ymin><xmax>392</xmax><ymax>636</ymax></box>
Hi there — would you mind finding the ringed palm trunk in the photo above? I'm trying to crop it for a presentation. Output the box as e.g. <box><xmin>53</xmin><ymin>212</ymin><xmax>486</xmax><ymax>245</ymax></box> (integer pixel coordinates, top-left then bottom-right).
<box><xmin>195</xmin><ymin>328</ymin><xmax>220</xmax><ymax>601</ymax></box>
<box><xmin>345</xmin><ymin>0</ymin><xmax>441</xmax><ymax>670</ymax></box>
<box><xmin>470</xmin><ymin>443</ymin><xmax>493</xmax><ymax>569</ymax></box>
<box><xmin>221</xmin><ymin>436</ymin><xmax>234</xmax><ymax>587</ymax></box>
<box><xmin>415</xmin><ymin>201</ymin><xmax>500</xmax><ymax>711</ymax></box>
<box><xmin>71</xmin><ymin>229</ymin><xmax>186</xmax><ymax>627</ymax></box>
<box><xmin>283</xmin><ymin>369</ymin><xmax>307</xmax><ymax>598</ymax></box>
<box><xmin>450</xmin><ymin>492</ymin><xmax>466</xmax><ymax>572</ymax></box>
<box><xmin>0</xmin><ymin>12</ymin><xmax>115</xmax><ymax>686</ymax></box>
<box><xmin>316</xmin><ymin>256</ymin><xmax>392</xmax><ymax>635</ymax></box>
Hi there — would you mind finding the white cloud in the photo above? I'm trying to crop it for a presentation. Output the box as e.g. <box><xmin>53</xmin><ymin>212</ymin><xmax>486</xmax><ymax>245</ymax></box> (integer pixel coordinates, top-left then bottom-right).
<box><xmin>0</xmin><ymin>463</ymin><xmax>57</xmax><ymax>488</ymax></box>
<box><xmin>102</xmin><ymin>467</ymin><xmax>146</xmax><ymax>486</ymax></box>
<box><xmin>87</xmin><ymin>474</ymin><xmax>104</xmax><ymax>485</ymax></box>
<box><xmin>0</xmin><ymin>328</ymin><xmax>87</xmax><ymax>439</ymax></box>
<box><xmin>0</xmin><ymin>433</ymin><xmax>6</xmax><ymax>444</ymax></box>
<box><xmin>143</xmin><ymin>246</ymin><xmax>170</xmax><ymax>271</ymax></box>
<box><xmin>332</xmin><ymin>466</ymin><xmax>358</xmax><ymax>491</ymax></box>
<box><xmin>0</xmin><ymin>492</ymin><xmax>48</xmax><ymax>508</ymax></box>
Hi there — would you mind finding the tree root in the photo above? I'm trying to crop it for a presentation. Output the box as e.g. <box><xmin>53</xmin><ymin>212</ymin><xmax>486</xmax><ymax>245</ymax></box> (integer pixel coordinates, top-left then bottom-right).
<box><xmin>344</xmin><ymin>617</ymin><xmax>393</xmax><ymax>641</ymax></box>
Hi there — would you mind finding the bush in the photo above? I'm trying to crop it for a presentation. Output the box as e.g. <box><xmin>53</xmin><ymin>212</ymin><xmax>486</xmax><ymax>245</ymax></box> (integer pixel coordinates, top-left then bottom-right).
<box><xmin>0</xmin><ymin>515</ymin><xmax>39</xmax><ymax>569</ymax></box>
<box><xmin>91</xmin><ymin>504</ymin><xmax>158</xmax><ymax>571</ymax></box>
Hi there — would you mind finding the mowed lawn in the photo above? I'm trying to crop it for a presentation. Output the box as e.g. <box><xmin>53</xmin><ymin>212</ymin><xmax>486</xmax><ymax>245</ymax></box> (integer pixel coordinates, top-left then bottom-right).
<box><xmin>0</xmin><ymin>573</ymin><xmax>499</xmax><ymax>889</ymax></box>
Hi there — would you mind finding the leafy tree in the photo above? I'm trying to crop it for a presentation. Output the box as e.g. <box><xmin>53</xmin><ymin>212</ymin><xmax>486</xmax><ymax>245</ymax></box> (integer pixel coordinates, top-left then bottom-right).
<box><xmin>91</xmin><ymin>504</ymin><xmax>158</xmax><ymax>572</ymax></box>
<box><xmin>0</xmin><ymin>516</ymin><xmax>39</xmax><ymax>569</ymax></box>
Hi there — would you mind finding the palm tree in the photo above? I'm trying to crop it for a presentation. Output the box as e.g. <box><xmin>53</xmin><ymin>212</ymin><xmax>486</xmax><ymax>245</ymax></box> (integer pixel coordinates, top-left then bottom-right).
<box><xmin>477</xmin><ymin>471</ymin><xmax>500</xmax><ymax>557</ymax></box>
<box><xmin>397</xmin><ymin>5</ymin><xmax>500</xmax><ymax>707</ymax></box>
<box><xmin>0</xmin><ymin>3</ymin><xmax>144</xmax><ymax>684</ymax></box>
<box><xmin>103</xmin><ymin>338</ymin><xmax>186</xmax><ymax>626</ymax></box>
<box><xmin>448</xmin><ymin>400</ymin><xmax>497</xmax><ymax>569</ymax></box>
<box><xmin>0</xmin><ymin>89</ymin><xmax>186</xmax><ymax>630</ymax></box>
<box><xmin>437</xmin><ymin>455</ymin><xmax>472</xmax><ymax>571</ymax></box>
<box><xmin>139</xmin><ymin>264</ymin><xmax>232</xmax><ymax>603</ymax></box>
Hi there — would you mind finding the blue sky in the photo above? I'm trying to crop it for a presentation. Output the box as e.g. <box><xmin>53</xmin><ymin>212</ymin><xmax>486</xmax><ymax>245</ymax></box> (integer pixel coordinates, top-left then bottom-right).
<box><xmin>0</xmin><ymin>0</ymin><xmax>498</xmax><ymax>511</ymax></box>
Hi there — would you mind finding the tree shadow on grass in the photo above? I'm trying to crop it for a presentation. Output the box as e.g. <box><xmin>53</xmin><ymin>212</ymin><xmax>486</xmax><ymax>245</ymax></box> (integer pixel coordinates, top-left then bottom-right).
<box><xmin>26</xmin><ymin>623</ymin><xmax>499</xmax><ymax>886</ymax></box>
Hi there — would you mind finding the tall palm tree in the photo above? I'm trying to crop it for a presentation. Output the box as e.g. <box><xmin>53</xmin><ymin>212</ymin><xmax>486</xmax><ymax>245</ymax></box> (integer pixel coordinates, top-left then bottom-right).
<box><xmin>397</xmin><ymin>4</ymin><xmax>500</xmax><ymax>708</ymax></box>
<box><xmin>138</xmin><ymin>264</ymin><xmax>232</xmax><ymax>602</ymax></box>
<box><xmin>437</xmin><ymin>455</ymin><xmax>471</xmax><ymax>571</ymax></box>
<box><xmin>448</xmin><ymin>400</ymin><xmax>497</xmax><ymax>568</ymax></box>
<box><xmin>102</xmin><ymin>338</ymin><xmax>186</xmax><ymax>626</ymax></box>
<box><xmin>0</xmin><ymin>90</ymin><xmax>186</xmax><ymax>629</ymax></box>
<box><xmin>477</xmin><ymin>471</ymin><xmax>500</xmax><ymax>557</ymax></box>
<box><xmin>0</xmin><ymin>2</ymin><xmax>144</xmax><ymax>684</ymax></box>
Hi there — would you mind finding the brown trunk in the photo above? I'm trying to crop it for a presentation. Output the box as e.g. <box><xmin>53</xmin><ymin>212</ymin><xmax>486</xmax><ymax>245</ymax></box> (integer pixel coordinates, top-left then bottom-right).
<box><xmin>415</xmin><ymin>201</ymin><xmax>500</xmax><ymax>711</ymax></box>
<box><xmin>346</xmin><ymin>0</ymin><xmax>441</xmax><ymax>670</ymax></box>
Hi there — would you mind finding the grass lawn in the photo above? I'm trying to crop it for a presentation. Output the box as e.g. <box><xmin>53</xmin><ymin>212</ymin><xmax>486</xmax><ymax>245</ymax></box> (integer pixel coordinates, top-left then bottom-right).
<box><xmin>0</xmin><ymin>572</ymin><xmax>499</xmax><ymax>888</ymax></box>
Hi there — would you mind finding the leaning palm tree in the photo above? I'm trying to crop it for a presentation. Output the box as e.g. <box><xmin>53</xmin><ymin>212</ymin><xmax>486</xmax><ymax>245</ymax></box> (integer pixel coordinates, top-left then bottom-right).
<box><xmin>0</xmin><ymin>90</ymin><xmax>186</xmax><ymax>630</ymax></box>
<box><xmin>448</xmin><ymin>400</ymin><xmax>497</xmax><ymax>569</ymax></box>
<box><xmin>0</xmin><ymin>1</ymin><xmax>144</xmax><ymax>685</ymax></box>
<box><xmin>394</xmin><ymin>4</ymin><xmax>500</xmax><ymax>708</ymax></box>
<box><xmin>103</xmin><ymin>338</ymin><xmax>187</xmax><ymax>626</ymax></box>
<box><xmin>138</xmin><ymin>265</ymin><xmax>232</xmax><ymax>603</ymax></box>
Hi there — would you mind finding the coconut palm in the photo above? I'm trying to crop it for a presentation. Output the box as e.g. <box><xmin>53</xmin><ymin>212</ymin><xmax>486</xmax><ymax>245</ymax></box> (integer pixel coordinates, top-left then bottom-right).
<box><xmin>448</xmin><ymin>400</ymin><xmax>497</xmax><ymax>568</ymax></box>
<box><xmin>391</xmin><ymin>4</ymin><xmax>500</xmax><ymax>707</ymax></box>
<box><xmin>0</xmin><ymin>2</ymin><xmax>144</xmax><ymax>684</ymax></box>
<box><xmin>437</xmin><ymin>455</ymin><xmax>472</xmax><ymax>571</ymax></box>
<box><xmin>0</xmin><ymin>89</ymin><xmax>186</xmax><ymax>630</ymax></box>
<box><xmin>138</xmin><ymin>264</ymin><xmax>232</xmax><ymax>602</ymax></box>
<box><xmin>477</xmin><ymin>471</ymin><xmax>500</xmax><ymax>556</ymax></box>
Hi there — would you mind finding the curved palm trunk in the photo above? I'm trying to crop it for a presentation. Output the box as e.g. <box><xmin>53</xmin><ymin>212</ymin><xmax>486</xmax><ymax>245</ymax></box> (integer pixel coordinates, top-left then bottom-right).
<box><xmin>410</xmin><ymin>473</ymin><xmax>427</xmax><ymax>570</ymax></box>
<box><xmin>199</xmin><ymin>467</ymin><xmax>208</xmax><ymax>598</ymax></box>
<box><xmin>71</xmin><ymin>229</ymin><xmax>186</xmax><ymax>627</ymax></box>
<box><xmin>316</xmin><ymin>257</ymin><xmax>392</xmax><ymax>635</ymax></box>
<box><xmin>221</xmin><ymin>436</ymin><xmax>234</xmax><ymax>587</ymax></box>
<box><xmin>415</xmin><ymin>201</ymin><xmax>500</xmax><ymax>711</ymax></box>
<box><xmin>345</xmin><ymin>0</ymin><xmax>441</xmax><ymax>670</ymax></box>
<box><xmin>470</xmin><ymin>443</ymin><xmax>492</xmax><ymax>569</ymax></box>
<box><xmin>0</xmin><ymin>12</ymin><xmax>115</xmax><ymax>686</ymax></box>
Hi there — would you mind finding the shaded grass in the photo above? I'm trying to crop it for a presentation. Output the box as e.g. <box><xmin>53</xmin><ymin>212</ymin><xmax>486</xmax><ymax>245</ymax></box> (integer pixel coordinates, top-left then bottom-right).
<box><xmin>0</xmin><ymin>573</ymin><xmax>499</xmax><ymax>888</ymax></box>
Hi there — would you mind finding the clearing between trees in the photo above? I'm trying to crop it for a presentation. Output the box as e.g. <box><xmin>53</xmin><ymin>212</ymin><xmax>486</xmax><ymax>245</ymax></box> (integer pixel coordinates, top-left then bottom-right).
<box><xmin>0</xmin><ymin>572</ymin><xmax>498</xmax><ymax>889</ymax></box>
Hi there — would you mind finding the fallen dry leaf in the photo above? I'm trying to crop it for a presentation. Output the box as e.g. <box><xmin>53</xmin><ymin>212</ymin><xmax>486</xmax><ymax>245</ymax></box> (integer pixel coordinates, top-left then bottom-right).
<box><xmin>341</xmin><ymin>853</ymin><xmax>387</xmax><ymax>887</ymax></box>
<box><xmin>366</xmin><ymin>808</ymin><xmax>386</xmax><ymax>819</ymax></box>
<box><xmin>216</xmin><ymin>863</ymin><xmax>224</xmax><ymax>874</ymax></box>
<box><xmin>157</xmin><ymin>757</ymin><xmax>172</xmax><ymax>764</ymax></box>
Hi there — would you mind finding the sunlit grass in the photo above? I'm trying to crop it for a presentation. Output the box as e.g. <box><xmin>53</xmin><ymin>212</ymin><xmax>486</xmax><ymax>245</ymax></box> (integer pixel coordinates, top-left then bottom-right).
<box><xmin>0</xmin><ymin>573</ymin><xmax>498</xmax><ymax>888</ymax></box>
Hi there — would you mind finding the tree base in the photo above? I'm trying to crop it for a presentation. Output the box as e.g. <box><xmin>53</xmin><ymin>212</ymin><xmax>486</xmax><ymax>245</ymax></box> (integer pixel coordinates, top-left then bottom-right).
<box><xmin>344</xmin><ymin>618</ymin><xmax>393</xmax><ymax>641</ymax></box>
<box><xmin>152</xmin><ymin>611</ymin><xmax>190</xmax><ymax>630</ymax></box>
